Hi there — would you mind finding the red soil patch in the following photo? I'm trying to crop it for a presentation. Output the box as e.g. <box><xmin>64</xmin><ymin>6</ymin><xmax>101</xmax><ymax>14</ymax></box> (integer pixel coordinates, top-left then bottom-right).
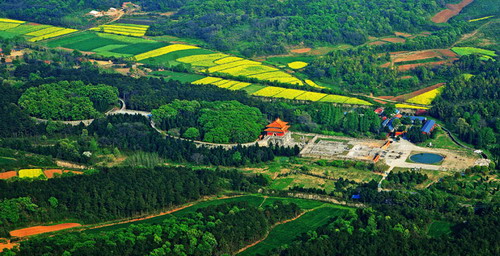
<box><xmin>291</xmin><ymin>48</ymin><xmax>311</xmax><ymax>53</ymax></box>
<box><xmin>43</xmin><ymin>169</ymin><xmax>63</xmax><ymax>179</ymax></box>
<box><xmin>382</xmin><ymin>37</ymin><xmax>406</xmax><ymax>43</ymax></box>
<box><xmin>378</xmin><ymin>96</ymin><xmax>395</xmax><ymax>100</ymax></box>
<box><xmin>368</xmin><ymin>36</ymin><xmax>377</xmax><ymax>40</ymax></box>
<box><xmin>395</xmin><ymin>32</ymin><xmax>412</xmax><ymax>38</ymax></box>
<box><xmin>0</xmin><ymin>171</ymin><xmax>17</xmax><ymax>180</ymax></box>
<box><xmin>368</xmin><ymin>41</ymin><xmax>387</xmax><ymax>46</ymax></box>
<box><xmin>69</xmin><ymin>171</ymin><xmax>84</xmax><ymax>175</ymax></box>
<box><xmin>398</xmin><ymin>60</ymin><xmax>451</xmax><ymax>71</ymax></box>
<box><xmin>399</xmin><ymin>75</ymin><xmax>414</xmax><ymax>79</ymax></box>
<box><xmin>392</xmin><ymin>83</ymin><xmax>446</xmax><ymax>102</ymax></box>
<box><xmin>10</xmin><ymin>223</ymin><xmax>81</xmax><ymax>237</ymax></box>
<box><xmin>380</xmin><ymin>62</ymin><xmax>391</xmax><ymax>68</ymax></box>
<box><xmin>0</xmin><ymin>240</ymin><xmax>17</xmax><ymax>251</ymax></box>
<box><xmin>392</xmin><ymin>50</ymin><xmax>440</xmax><ymax>63</ymax></box>
<box><xmin>374</xmin><ymin>99</ymin><xmax>388</xmax><ymax>104</ymax></box>
<box><xmin>432</xmin><ymin>0</ymin><xmax>474</xmax><ymax>23</ymax></box>
<box><xmin>435</xmin><ymin>49</ymin><xmax>458</xmax><ymax>58</ymax></box>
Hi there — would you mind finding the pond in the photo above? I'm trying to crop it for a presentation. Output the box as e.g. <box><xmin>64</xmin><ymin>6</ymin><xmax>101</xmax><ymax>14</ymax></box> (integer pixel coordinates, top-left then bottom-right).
<box><xmin>409</xmin><ymin>153</ymin><xmax>444</xmax><ymax>164</ymax></box>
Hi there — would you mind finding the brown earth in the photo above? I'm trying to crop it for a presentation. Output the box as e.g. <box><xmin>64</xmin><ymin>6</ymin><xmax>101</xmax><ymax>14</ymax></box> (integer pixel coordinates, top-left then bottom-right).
<box><xmin>43</xmin><ymin>169</ymin><xmax>63</xmax><ymax>178</ymax></box>
<box><xmin>395</xmin><ymin>32</ymin><xmax>412</xmax><ymax>38</ymax></box>
<box><xmin>435</xmin><ymin>49</ymin><xmax>459</xmax><ymax>58</ymax></box>
<box><xmin>373</xmin><ymin>99</ymin><xmax>388</xmax><ymax>104</ymax></box>
<box><xmin>0</xmin><ymin>240</ymin><xmax>16</xmax><ymax>251</ymax></box>
<box><xmin>378</xmin><ymin>96</ymin><xmax>395</xmax><ymax>100</ymax></box>
<box><xmin>398</xmin><ymin>60</ymin><xmax>454</xmax><ymax>71</ymax></box>
<box><xmin>382</xmin><ymin>37</ymin><xmax>406</xmax><ymax>43</ymax></box>
<box><xmin>368</xmin><ymin>41</ymin><xmax>387</xmax><ymax>46</ymax></box>
<box><xmin>291</xmin><ymin>48</ymin><xmax>311</xmax><ymax>53</ymax></box>
<box><xmin>10</xmin><ymin>223</ymin><xmax>82</xmax><ymax>238</ymax></box>
<box><xmin>0</xmin><ymin>171</ymin><xmax>17</xmax><ymax>180</ymax></box>
<box><xmin>392</xmin><ymin>50</ymin><xmax>440</xmax><ymax>63</ymax></box>
<box><xmin>380</xmin><ymin>62</ymin><xmax>391</xmax><ymax>68</ymax></box>
<box><xmin>399</xmin><ymin>75</ymin><xmax>414</xmax><ymax>79</ymax></box>
<box><xmin>392</xmin><ymin>83</ymin><xmax>446</xmax><ymax>101</ymax></box>
<box><xmin>432</xmin><ymin>0</ymin><xmax>475</xmax><ymax>23</ymax></box>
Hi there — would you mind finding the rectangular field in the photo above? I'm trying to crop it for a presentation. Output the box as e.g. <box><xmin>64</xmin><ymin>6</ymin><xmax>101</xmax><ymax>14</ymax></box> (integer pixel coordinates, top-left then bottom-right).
<box><xmin>18</xmin><ymin>169</ymin><xmax>45</xmax><ymax>179</ymax></box>
<box><xmin>239</xmin><ymin>206</ymin><xmax>352</xmax><ymax>256</ymax></box>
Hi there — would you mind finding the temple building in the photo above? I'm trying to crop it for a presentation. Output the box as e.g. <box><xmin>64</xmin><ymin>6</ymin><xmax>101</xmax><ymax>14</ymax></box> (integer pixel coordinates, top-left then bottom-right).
<box><xmin>264</xmin><ymin>118</ymin><xmax>290</xmax><ymax>136</ymax></box>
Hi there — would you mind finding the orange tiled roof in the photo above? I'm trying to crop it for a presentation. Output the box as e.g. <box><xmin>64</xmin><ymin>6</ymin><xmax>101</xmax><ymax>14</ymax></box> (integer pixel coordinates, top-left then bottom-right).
<box><xmin>264</xmin><ymin>128</ymin><xmax>287</xmax><ymax>133</ymax></box>
<box><xmin>266</xmin><ymin>118</ymin><xmax>288</xmax><ymax>128</ymax></box>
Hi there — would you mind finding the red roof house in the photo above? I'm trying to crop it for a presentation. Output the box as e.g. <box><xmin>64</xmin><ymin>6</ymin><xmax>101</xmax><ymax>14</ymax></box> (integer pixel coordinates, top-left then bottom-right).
<box><xmin>264</xmin><ymin>118</ymin><xmax>290</xmax><ymax>136</ymax></box>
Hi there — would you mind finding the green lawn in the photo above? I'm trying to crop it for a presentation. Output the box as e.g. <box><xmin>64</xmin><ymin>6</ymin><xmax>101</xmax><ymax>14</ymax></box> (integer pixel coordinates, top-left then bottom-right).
<box><xmin>427</xmin><ymin>220</ymin><xmax>454</xmax><ymax>237</ymax></box>
<box><xmin>269</xmin><ymin>178</ymin><xmax>294</xmax><ymax>190</ymax></box>
<box><xmin>150</xmin><ymin>70</ymin><xmax>205</xmax><ymax>83</ymax></box>
<box><xmin>240</xmin><ymin>84</ymin><xmax>266</xmax><ymax>94</ymax></box>
<box><xmin>141</xmin><ymin>48</ymin><xmax>215</xmax><ymax>66</ymax></box>
<box><xmin>239</xmin><ymin>205</ymin><xmax>352</xmax><ymax>256</ymax></box>
<box><xmin>417</xmin><ymin>130</ymin><xmax>466</xmax><ymax>151</ymax></box>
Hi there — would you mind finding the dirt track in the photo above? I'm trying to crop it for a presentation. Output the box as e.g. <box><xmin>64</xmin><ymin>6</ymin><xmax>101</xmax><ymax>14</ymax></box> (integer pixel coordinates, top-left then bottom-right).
<box><xmin>10</xmin><ymin>223</ymin><xmax>81</xmax><ymax>237</ymax></box>
<box><xmin>432</xmin><ymin>0</ymin><xmax>474</xmax><ymax>23</ymax></box>
<box><xmin>391</xmin><ymin>83</ymin><xmax>445</xmax><ymax>101</ymax></box>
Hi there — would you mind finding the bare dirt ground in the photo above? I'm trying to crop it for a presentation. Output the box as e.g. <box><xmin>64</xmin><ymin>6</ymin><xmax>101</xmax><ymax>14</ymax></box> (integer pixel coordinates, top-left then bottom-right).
<box><xmin>0</xmin><ymin>171</ymin><xmax>17</xmax><ymax>179</ymax></box>
<box><xmin>0</xmin><ymin>240</ymin><xmax>16</xmax><ymax>251</ymax></box>
<box><xmin>55</xmin><ymin>160</ymin><xmax>86</xmax><ymax>169</ymax></box>
<box><xmin>382</xmin><ymin>37</ymin><xmax>406</xmax><ymax>43</ymax></box>
<box><xmin>392</xmin><ymin>50</ymin><xmax>441</xmax><ymax>63</ymax></box>
<box><xmin>43</xmin><ymin>169</ymin><xmax>63</xmax><ymax>178</ymax></box>
<box><xmin>291</xmin><ymin>48</ymin><xmax>311</xmax><ymax>53</ymax></box>
<box><xmin>395</xmin><ymin>32</ymin><xmax>412</xmax><ymax>38</ymax></box>
<box><xmin>10</xmin><ymin>223</ymin><xmax>82</xmax><ymax>237</ymax></box>
<box><xmin>368</xmin><ymin>41</ymin><xmax>387</xmax><ymax>46</ymax></box>
<box><xmin>432</xmin><ymin>0</ymin><xmax>474</xmax><ymax>23</ymax></box>
<box><xmin>398</xmin><ymin>60</ymin><xmax>453</xmax><ymax>71</ymax></box>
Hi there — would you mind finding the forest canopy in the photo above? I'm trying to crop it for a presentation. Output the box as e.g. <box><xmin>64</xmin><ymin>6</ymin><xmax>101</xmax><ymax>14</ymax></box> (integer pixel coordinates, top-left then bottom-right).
<box><xmin>18</xmin><ymin>80</ymin><xmax>118</xmax><ymax>121</ymax></box>
<box><xmin>152</xmin><ymin>100</ymin><xmax>266</xmax><ymax>143</ymax></box>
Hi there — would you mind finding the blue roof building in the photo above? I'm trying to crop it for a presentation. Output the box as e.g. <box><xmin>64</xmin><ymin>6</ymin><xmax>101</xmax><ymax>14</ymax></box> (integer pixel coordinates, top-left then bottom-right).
<box><xmin>421</xmin><ymin>120</ymin><xmax>436</xmax><ymax>134</ymax></box>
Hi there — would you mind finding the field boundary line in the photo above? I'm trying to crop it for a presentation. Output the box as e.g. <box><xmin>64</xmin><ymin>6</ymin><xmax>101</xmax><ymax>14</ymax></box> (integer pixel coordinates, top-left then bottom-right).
<box><xmin>235</xmin><ymin>207</ymin><xmax>320</xmax><ymax>255</ymax></box>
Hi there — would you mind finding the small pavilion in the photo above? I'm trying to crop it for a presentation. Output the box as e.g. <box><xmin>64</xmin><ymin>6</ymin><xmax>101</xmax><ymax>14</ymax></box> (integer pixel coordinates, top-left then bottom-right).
<box><xmin>264</xmin><ymin>118</ymin><xmax>290</xmax><ymax>136</ymax></box>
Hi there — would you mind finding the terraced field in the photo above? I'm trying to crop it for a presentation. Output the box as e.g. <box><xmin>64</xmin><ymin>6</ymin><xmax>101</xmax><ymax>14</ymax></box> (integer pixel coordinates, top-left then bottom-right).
<box><xmin>90</xmin><ymin>23</ymin><xmax>149</xmax><ymax>37</ymax></box>
<box><xmin>0</xmin><ymin>19</ymin><xmax>76</xmax><ymax>41</ymax></box>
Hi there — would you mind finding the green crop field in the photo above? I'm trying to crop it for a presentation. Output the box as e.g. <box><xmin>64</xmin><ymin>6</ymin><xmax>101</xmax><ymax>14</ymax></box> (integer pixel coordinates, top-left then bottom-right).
<box><xmin>240</xmin><ymin>84</ymin><xmax>266</xmax><ymax>94</ymax></box>
<box><xmin>110</xmin><ymin>42</ymin><xmax>168</xmax><ymax>55</ymax></box>
<box><xmin>239</xmin><ymin>206</ymin><xmax>352</xmax><ymax>256</ymax></box>
<box><xmin>151</xmin><ymin>70</ymin><xmax>205</xmax><ymax>83</ymax></box>
<box><xmin>141</xmin><ymin>48</ymin><xmax>216</xmax><ymax>66</ymax></box>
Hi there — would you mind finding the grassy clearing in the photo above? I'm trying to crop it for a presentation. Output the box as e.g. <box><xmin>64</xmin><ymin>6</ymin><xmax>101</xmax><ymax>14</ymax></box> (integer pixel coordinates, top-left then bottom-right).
<box><xmin>239</xmin><ymin>206</ymin><xmax>351</xmax><ymax>256</ymax></box>
<box><xmin>150</xmin><ymin>70</ymin><xmax>205</xmax><ymax>83</ymax></box>
<box><xmin>416</xmin><ymin>130</ymin><xmax>465</xmax><ymax>151</ymax></box>
<box><xmin>269</xmin><ymin>178</ymin><xmax>295</xmax><ymax>190</ymax></box>
<box><xmin>427</xmin><ymin>220</ymin><xmax>453</xmax><ymax>237</ymax></box>
<box><xmin>265</xmin><ymin>56</ymin><xmax>315</xmax><ymax>66</ymax></box>
<box><xmin>451</xmin><ymin>47</ymin><xmax>497</xmax><ymax>60</ymax></box>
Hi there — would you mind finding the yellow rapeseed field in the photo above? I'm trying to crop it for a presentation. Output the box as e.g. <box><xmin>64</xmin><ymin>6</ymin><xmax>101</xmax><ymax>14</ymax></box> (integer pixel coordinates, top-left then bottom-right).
<box><xmin>0</xmin><ymin>22</ymin><xmax>20</xmax><ymax>30</ymax></box>
<box><xmin>406</xmin><ymin>86</ymin><xmax>445</xmax><ymax>105</ymax></box>
<box><xmin>287</xmin><ymin>61</ymin><xmax>308</xmax><ymax>69</ymax></box>
<box><xmin>214</xmin><ymin>56</ymin><xmax>243</xmax><ymax>64</ymax></box>
<box><xmin>177</xmin><ymin>53</ymin><xmax>228</xmax><ymax>67</ymax></box>
<box><xmin>90</xmin><ymin>24</ymin><xmax>149</xmax><ymax>37</ymax></box>
<box><xmin>228</xmin><ymin>82</ymin><xmax>251</xmax><ymax>90</ymax></box>
<box><xmin>273</xmin><ymin>89</ymin><xmax>307</xmax><ymax>99</ymax></box>
<box><xmin>26</xmin><ymin>27</ymin><xmax>65</xmax><ymax>37</ymax></box>
<box><xmin>135</xmin><ymin>44</ymin><xmax>200</xmax><ymax>61</ymax></box>
<box><xmin>395</xmin><ymin>104</ymin><xmax>429</xmax><ymax>110</ymax></box>
<box><xmin>19</xmin><ymin>169</ymin><xmax>45</xmax><ymax>179</ymax></box>
<box><xmin>252</xmin><ymin>87</ymin><xmax>287</xmax><ymax>97</ymax></box>
<box><xmin>295</xmin><ymin>92</ymin><xmax>328</xmax><ymax>101</ymax></box>
<box><xmin>29</xmin><ymin>28</ymin><xmax>78</xmax><ymax>42</ymax></box>
<box><xmin>305</xmin><ymin>79</ymin><xmax>325</xmax><ymax>89</ymax></box>
<box><xmin>0</xmin><ymin>18</ymin><xmax>25</xmax><ymax>23</ymax></box>
<box><xmin>192</xmin><ymin>77</ymin><xmax>223</xmax><ymax>85</ymax></box>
